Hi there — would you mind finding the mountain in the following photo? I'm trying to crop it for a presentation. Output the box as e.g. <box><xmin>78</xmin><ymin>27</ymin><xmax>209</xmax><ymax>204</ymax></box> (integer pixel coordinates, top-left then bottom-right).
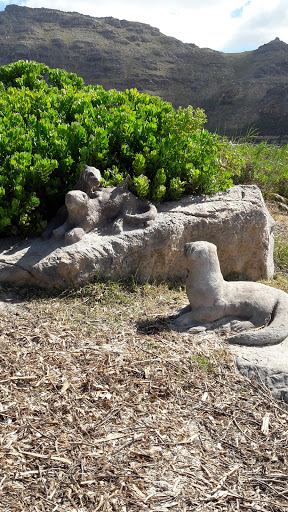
<box><xmin>1</xmin><ymin>4</ymin><xmax>288</xmax><ymax>139</ymax></box>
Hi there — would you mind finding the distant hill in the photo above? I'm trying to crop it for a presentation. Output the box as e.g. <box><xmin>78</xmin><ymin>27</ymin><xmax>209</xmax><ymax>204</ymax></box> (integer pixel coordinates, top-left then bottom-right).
<box><xmin>1</xmin><ymin>4</ymin><xmax>288</xmax><ymax>139</ymax></box>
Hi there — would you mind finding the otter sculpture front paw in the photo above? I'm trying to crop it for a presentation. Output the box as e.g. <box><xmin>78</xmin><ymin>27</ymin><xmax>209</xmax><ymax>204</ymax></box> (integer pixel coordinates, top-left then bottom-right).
<box><xmin>64</xmin><ymin>227</ymin><xmax>86</xmax><ymax>244</ymax></box>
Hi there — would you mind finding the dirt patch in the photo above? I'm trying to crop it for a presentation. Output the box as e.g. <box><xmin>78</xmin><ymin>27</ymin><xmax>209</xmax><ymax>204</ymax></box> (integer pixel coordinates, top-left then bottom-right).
<box><xmin>0</xmin><ymin>286</ymin><xmax>32</xmax><ymax>316</ymax></box>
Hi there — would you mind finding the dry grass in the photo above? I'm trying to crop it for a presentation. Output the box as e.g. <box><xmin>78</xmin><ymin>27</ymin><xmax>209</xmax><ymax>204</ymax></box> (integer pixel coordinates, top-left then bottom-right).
<box><xmin>265</xmin><ymin>202</ymin><xmax>288</xmax><ymax>293</ymax></box>
<box><xmin>1</xmin><ymin>203</ymin><xmax>288</xmax><ymax>511</ymax></box>
<box><xmin>1</xmin><ymin>277</ymin><xmax>288</xmax><ymax>512</ymax></box>
<box><xmin>267</xmin><ymin>202</ymin><xmax>288</xmax><ymax>246</ymax></box>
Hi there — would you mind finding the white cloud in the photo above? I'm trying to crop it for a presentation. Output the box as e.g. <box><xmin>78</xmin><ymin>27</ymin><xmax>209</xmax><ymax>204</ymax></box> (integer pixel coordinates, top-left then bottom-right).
<box><xmin>223</xmin><ymin>0</ymin><xmax>288</xmax><ymax>52</ymax></box>
<box><xmin>4</xmin><ymin>0</ymin><xmax>288</xmax><ymax>52</ymax></box>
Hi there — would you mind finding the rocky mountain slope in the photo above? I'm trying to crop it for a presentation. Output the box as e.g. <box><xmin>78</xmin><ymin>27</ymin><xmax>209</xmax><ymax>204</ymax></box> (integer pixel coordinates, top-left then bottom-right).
<box><xmin>1</xmin><ymin>4</ymin><xmax>288</xmax><ymax>139</ymax></box>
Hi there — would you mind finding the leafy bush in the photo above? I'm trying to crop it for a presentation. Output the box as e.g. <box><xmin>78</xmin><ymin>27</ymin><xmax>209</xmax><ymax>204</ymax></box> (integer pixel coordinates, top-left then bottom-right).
<box><xmin>0</xmin><ymin>60</ymin><xmax>237</xmax><ymax>237</ymax></box>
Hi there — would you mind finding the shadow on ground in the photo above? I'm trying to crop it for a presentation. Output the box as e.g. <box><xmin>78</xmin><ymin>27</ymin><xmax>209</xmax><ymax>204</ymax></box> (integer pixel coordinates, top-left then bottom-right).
<box><xmin>136</xmin><ymin>315</ymin><xmax>175</xmax><ymax>335</ymax></box>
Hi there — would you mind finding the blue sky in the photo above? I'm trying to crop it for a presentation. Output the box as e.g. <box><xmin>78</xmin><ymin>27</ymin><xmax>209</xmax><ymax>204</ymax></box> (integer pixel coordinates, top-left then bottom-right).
<box><xmin>1</xmin><ymin>0</ymin><xmax>287</xmax><ymax>53</ymax></box>
<box><xmin>231</xmin><ymin>2</ymin><xmax>251</xmax><ymax>19</ymax></box>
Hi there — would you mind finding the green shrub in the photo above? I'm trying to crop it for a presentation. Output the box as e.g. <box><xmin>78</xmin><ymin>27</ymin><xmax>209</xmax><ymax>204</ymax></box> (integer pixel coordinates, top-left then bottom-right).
<box><xmin>0</xmin><ymin>60</ymin><xmax>237</xmax><ymax>237</ymax></box>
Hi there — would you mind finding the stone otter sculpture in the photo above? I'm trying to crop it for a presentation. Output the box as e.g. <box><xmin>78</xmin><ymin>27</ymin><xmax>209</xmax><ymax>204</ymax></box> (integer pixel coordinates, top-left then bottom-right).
<box><xmin>46</xmin><ymin>166</ymin><xmax>157</xmax><ymax>244</ymax></box>
<box><xmin>174</xmin><ymin>241</ymin><xmax>288</xmax><ymax>346</ymax></box>
<box><xmin>73</xmin><ymin>165</ymin><xmax>102</xmax><ymax>198</ymax></box>
<box><xmin>42</xmin><ymin>166</ymin><xmax>103</xmax><ymax>240</ymax></box>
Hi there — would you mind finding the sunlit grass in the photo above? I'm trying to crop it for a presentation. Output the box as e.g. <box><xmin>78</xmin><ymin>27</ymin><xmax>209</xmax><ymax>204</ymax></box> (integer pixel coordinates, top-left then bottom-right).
<box><xmin>226</xmin><ymin>139</ymin><xmax>288</xmax><ymax>199</ymax></box>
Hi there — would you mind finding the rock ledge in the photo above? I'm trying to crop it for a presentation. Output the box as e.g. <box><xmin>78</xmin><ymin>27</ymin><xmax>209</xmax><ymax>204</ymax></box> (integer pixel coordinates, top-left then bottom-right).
<box><xmin>0</xmin><ymin>185</ymin><xmax>274</xmax><ymax>288</ymax></box>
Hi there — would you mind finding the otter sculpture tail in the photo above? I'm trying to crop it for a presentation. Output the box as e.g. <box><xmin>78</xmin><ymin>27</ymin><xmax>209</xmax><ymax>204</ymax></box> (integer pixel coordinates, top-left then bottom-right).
<box><xmin>124</xmin><ymin>203</ymin><xmax>157</xmax><ymax>226</ymax></box>
<box><xmin>226</xmin><ymin>298</ymin><xmax>288</xmax><ymax>346</ymax></box>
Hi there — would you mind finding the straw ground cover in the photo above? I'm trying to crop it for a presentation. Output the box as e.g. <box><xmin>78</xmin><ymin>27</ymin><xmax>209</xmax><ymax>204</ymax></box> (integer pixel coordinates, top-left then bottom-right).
<box><xmin>0</xmin><ymin>207</ymin><xmax>288</xmax><ymax>512</ymax></box>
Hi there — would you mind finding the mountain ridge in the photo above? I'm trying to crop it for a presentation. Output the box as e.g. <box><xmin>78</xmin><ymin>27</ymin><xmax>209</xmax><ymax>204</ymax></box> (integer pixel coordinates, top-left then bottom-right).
<box><xmin>1</xmin><ymin>4</ymin><xmax>287</xmax><ymax>139</ymax></box>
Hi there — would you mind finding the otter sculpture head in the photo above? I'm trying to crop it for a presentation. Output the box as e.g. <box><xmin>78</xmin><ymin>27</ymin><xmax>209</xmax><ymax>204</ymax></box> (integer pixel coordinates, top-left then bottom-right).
<box><xmin>184</xmin><ymin>241</ymin><xmax>217</xmax><ymax>260</ymax></box>
<box><xmin>65</xmin><ymin>190</ymin><xmax>89</xmax><ymax>217</ymax></box>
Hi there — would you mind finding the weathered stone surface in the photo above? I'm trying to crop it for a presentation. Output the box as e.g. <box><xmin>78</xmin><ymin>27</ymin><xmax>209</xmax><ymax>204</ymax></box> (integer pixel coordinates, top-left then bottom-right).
<box><xmin>230</xmin><ymin>341</ymin><xmax>288</xmax><ymax>404</ymax></box>
<box><xmin>0</xmin><ymin>185</ymin><xmax>274</xmax><ymax>289</ymax></box>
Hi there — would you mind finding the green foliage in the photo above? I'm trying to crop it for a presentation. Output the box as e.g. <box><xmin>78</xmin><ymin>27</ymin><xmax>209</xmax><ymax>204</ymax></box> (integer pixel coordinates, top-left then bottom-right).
<box><xmin>189</xmin><ymin>354</ymin><xmax>213</xmax><ymax>373</ymax></box>
<box><xmin>0</xmin><ymin>60</ymin><xmax>236</xmax><ymax>237</ymax></box>
<box><xmin>133</xmin><ymin>174</ymin><xmax>150</xmax><ymax>198</ymax></box>
<box><xmin>228</xmin><ymin>140</ymin><xmax>288</xmax><ymax>199</ymax></box>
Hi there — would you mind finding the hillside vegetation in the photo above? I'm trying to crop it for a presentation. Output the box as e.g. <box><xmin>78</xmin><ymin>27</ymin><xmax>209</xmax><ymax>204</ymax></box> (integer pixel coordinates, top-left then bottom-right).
<box><xmin>1</xmin><ymin>4</ymin><xmax>288</xmax><ymax>138</ymax></box>
<box><xmin>231</xmin><ymin>137</ymin><xmax>288</xmax><ymax>199</ymax></box>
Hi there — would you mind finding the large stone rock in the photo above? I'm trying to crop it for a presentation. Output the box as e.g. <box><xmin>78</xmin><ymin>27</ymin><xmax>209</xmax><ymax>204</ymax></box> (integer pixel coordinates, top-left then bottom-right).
<box><xmin>0</xmin><ymin>185</ymin><xmax>274</xmax><ymax>289</ymax></box>
<box><xmin>231</xmin><ymin>341</ymin><xmax>288</xmax><ymax>403</ymax></box>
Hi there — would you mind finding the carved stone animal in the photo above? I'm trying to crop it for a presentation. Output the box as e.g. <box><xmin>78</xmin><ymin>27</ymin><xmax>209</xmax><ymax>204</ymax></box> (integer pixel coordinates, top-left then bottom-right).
<box><xmin>44</xmin><ymin>166</ymin><xmax>157</xmax><ymax>242</ymax></box>
<box><xmin>52</xmin><ymin>190</ymin><xmax>94</xmax><ymax>244</ymax></box>
<box><xmin>42</xmin><ymin>165</ymin><xmax>102</xmax><ymax>240</ymax></box>
<box><xmin>73</xmin><ymin>166</ymin><xmax>102</xmax><ymax>198</ymax></box>
<box><xmin>52</xmin><ymin>183</ymin><xmax>157</xmax><ymax>244</ymax></box>
<box><xmin>174</xmin><ymin>241</ymin><xmax>288</xmax><ymax>346</ymax></box>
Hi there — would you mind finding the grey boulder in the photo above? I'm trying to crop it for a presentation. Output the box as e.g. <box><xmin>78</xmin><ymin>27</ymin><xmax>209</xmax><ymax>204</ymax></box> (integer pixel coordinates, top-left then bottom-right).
<box><xmin>0</xmin><ymin>185</ymin><xmax>274</xmax><ymax>288</ymax></box>
<box><xmin>231</xmin><ymin>341</ymin><xmax>288</xmax><ymax>403</ymax></box>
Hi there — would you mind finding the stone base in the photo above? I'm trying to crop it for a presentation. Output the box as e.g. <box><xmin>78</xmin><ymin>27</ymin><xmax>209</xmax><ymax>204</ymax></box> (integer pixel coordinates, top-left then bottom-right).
<box><xmin>231</xmin><ymin>339</ymin><xmax>288</xmax><ymax>403</ymax></box>
<box><xmin>0</xmin><ymin>185</ymin><xmax>274</xmax><ymax>288</ymax></box>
